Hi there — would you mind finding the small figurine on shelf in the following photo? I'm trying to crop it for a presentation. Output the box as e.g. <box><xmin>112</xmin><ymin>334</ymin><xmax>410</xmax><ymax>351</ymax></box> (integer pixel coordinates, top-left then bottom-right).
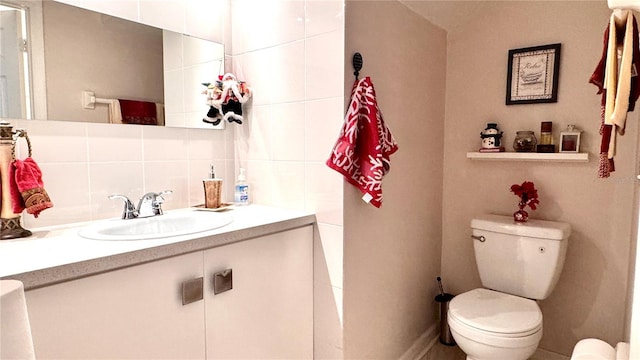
<box><xmin>560</xmin><ymin>125</ymin><xmax>582</xmax><ymax>153</ymax></box>
<box><xmin>479</xmin><ymin>123</ymin><xmax>505</xmax><ymax>152</ymax></box>
<box><xmin>202</xmin><ymin>73</ymin><xmax>252</xmax><ymax>126</ymax></box>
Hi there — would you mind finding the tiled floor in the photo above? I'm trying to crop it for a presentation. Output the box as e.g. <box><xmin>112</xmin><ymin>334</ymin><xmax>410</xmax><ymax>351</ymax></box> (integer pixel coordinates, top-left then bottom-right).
<box><xmin>421</xmin><ymin>342</ymin><xmax>563</xmax><ymax>360</ymax></box>
<box><xmin>421</xmin><ymin>342</ymin><xmax>466</xmax><ymax>360</ymax></box>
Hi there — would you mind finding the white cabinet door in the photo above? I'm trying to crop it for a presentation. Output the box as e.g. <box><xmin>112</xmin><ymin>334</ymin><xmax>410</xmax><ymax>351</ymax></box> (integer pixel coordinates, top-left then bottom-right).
<box><xmin>204</xmin><ymin>226</ymin><xmax>313</xmax><ymax>359</ymax></box>
<box><xmin>25</xmin><ymin>252</ymin><xmax>206</xmax><ymax>360</ymax></box>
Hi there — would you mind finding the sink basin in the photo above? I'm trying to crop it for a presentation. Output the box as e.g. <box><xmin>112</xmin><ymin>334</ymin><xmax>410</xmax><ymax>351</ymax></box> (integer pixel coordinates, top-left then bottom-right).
<box><xmin>78</xmin><ymin>210</ymin><xmax>233</xmax><ymax>240</ymax></box>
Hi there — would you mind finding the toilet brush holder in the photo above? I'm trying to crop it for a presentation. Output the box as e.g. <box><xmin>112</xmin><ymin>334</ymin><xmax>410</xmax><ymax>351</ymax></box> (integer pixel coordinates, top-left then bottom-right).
<box><xmin>435</xmin><ymin>293</ymin><xmax>456</xmax><ymax>346</ymax></box>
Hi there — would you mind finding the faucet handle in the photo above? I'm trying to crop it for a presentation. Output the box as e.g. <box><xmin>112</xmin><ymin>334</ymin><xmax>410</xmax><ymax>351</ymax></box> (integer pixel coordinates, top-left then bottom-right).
<box><xmin>153</xmin><ymin>190</ymin><xmax>172</xmax><ymax>214</ymax></box>
<box><xmin>108</xmin><ymin>194</ymin><xmax>138</xmax><ymax>219</ymax></box>
<box><xmin>137</xmin><ymin>190</ymin><xmax>173</xmax><ymax>217</ymax></box>
<box><xmin>153</xmin><ymin>190</ymin><xmax>172</xmax><ymax>205</ymax></box>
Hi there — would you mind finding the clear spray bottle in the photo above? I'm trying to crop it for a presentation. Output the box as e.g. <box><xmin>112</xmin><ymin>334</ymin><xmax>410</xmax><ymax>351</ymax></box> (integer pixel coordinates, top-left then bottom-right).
<box><xmin>234</xmin><ymin>168</ymin><xmax>249</xmax><ymax>205</ymax></box>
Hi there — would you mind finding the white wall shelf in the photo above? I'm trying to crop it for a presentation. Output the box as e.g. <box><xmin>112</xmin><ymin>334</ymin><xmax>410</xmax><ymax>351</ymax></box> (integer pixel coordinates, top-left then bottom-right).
<box><xmin>466</xmin><ymin>152</ymin><xmax>589</xmax><ymax>162</ymax></box>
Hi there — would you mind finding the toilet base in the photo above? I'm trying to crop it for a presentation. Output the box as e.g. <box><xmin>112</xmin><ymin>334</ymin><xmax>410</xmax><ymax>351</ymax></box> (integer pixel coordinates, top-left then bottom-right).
<box><xmin>450</xmin><ymin>327</ymin><xmax>539</xmax><ymax>360</ymax></box>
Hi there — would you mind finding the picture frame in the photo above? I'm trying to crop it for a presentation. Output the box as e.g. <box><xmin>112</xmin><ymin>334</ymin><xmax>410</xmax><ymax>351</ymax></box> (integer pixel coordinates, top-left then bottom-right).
<box><xmin>560</xmin><ymin>131</ymin><xmax>581</xmax><ymax>153</ymax></box>
<box><xmin>506</xmin><ymin>43</ymin><xmax>561</xmax><ymax>105</ymax></box>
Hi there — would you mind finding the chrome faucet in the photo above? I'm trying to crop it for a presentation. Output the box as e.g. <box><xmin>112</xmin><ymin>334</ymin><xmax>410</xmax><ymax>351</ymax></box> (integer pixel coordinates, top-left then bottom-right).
<box><xmin>137</xmin><ymin>190</ymin><xmax>172</xmax><ymax>218</ymax></box>
<box><xmin>108</xmin><ymin>194</ymin><xmax>138</xmax><ymax>219</ymax></box>
<box><xmin>109</xmin><ymin>190</ymin><xmax>172</xmax><ymax>219</ymax></box>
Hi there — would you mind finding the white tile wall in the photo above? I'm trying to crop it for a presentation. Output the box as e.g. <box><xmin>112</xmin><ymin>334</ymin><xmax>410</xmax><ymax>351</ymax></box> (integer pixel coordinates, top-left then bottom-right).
<box><xmin>35</xmin><ymin>162</ymin><xmax>91</xmax><ymax>226</ymax></box>
<box><xmin>57</xmin><ymin>0</ymin><xmax>227</xmax><ymax>43</ymax></box>
<box><xmin>87</xmin><ymin>123</ymin><xmax>143</xmax><ymax>162</ymax></box>
<box><xmin>306</xmin><ymin>1</ymin><xmax>345</xmax><ymax>37</ymax></box>
<box><xmin>139</xmin><ymin>0</ymin><xmax>186</xmax><ymax>34</ymax></box>
<box><xmin>269</xmin><ymin>42</ymin><xmax>307</xmax><ymax>104</ymax></box>
<box><xmin>184</xmin><ymin>0</ymin><xmax>227</xmax><ymax>44</ymax></box>
<box><xmin>143</xmin><ymin>160</ymin><xmax>190</xmax><ymax>208</ymax></box>
<box><xmin>231</xmin><ymin>1</ymin><xmax>345</xmax><ymax>358</ymax></box>
<box><xmin>305</xmin><ymin>97</ymin><xmax>344</xmax><ymax>162</ymax></box>
<box><xmin>317</xmin><ymin>223</ymin><xmax>344</xmax><ymax>288</ymax></box>
<box><xmin>88</xmin><ymin>162</ymin><xmax>145</xmax><ymax>219</ymax></box>
<box><xmin>237</xmin><ymin>105</ymin><xmax>271</xmax><ymax>161</ymax></box>
<box><xmin>21</xmin><ymin>120</ymin><xmax>88</xmax><ymax>163</ymax></box>
<box><xmin>231</xmin><ymin>0</ymin><xmax>305</xmax><ymax>54</ymax></box>
<box><xmin>305</xmin><ymin>162</ymin><xmax>343</xmax><ymax>226</ymax></box>
<box><xmin>269</xmin><ymin>102</ymin><xmax>306</xmax><ymax>161</ymax></box>
<box><xmin>306</xmin><ymin>31</ymin><xmax>344</xmax><ymax>100</ymax></box>
<box><xmin>268</xmin><ymin>161</ymin><xmax>307</xmax><ymax>210</ymax></box>
<box><xmin>241</xmin><ymin>160</ymin><xmax>274</xmax><ymax>205</ymax></box>
<box><xmin>231</xmin><ymin>52</ymin><xmax>272</xmax><ymax>106</ymax></box>
<box><xmin>78</xmin><ymin>0</ymin><xmax>139</xmax><ymax>23</ymax></box>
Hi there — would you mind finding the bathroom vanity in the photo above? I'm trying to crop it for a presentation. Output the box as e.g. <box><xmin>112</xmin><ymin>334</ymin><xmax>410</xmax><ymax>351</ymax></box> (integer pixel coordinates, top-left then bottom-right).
<box><xmin>0</xmin><ymin>205</ymin><xmax>315</xmax><ymax>359</ymax></box>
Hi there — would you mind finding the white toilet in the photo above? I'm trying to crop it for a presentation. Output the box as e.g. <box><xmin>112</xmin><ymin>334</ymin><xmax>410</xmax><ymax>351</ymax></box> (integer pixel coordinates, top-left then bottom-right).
<box><xmin>447</xmin><ymin>214</ymin><xmax>571</xmax><ymax>360</ymax></box>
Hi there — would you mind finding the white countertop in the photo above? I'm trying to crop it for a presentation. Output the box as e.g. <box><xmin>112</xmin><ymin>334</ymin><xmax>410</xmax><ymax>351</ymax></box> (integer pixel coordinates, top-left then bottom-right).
<box><xmin>0</xmin><ymin>205</ymin><xmax>316</xmax><ymax>290</ymax></box>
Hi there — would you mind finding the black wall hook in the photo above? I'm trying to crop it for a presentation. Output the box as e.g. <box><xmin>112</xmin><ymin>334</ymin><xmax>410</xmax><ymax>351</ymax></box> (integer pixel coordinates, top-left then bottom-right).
<box><xmin>353</xmin><ymin>52</ymin><xmax>363</xmax><ymax>80</ymax></box>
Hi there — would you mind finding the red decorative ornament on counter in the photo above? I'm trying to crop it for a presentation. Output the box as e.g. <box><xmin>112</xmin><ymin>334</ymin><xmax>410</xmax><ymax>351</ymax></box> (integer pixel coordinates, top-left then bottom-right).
<box><xmin>510</xmin><ymin>181</ymin><xmax>539</xmax><ymax>223</ymax></box>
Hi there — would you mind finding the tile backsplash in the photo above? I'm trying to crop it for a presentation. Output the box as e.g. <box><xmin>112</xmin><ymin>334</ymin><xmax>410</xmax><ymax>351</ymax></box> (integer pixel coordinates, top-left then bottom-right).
<box><xmin>10</xmin><ymin>119</ymin><xmax>234</xmax><ymax>229</ymax></box>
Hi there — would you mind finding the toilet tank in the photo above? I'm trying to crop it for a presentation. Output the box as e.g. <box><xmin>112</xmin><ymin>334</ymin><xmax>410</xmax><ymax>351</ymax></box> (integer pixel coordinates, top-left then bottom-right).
<box><xmin>471</xmin><ymin>214</ymin><xmax>571</xmax><ymax>300</ymax></box>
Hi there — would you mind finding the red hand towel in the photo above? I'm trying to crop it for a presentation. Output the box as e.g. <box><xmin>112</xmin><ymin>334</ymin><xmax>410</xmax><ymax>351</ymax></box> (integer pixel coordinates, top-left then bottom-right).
<box><xmin>119</xmin><ymin>99</ymin><xmax>158</xmax><ymax>125</ymax></box>
<box><xmin>326</xmin><ymin>77</ymin><xmax>398</xmax><ymax>208</ymax></box>
<box><xmin>10</xmin><ymin>158</ymin><xmax>53</xmax><ymax>218</ymax></box>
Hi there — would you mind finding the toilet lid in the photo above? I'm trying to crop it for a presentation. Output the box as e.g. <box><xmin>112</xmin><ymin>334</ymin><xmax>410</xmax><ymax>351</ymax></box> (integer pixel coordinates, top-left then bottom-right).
<box><xmin>449</xmin><ymin>288</ymin><xmax>542</xmax><ymax>335</ymax></box>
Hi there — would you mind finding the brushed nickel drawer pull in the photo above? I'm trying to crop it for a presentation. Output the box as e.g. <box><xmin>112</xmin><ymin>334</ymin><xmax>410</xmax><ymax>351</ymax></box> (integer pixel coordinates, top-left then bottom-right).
<box><xmin>213</xmin><ymin>269</ymin><xmax>233</xmax><ymax>295</ymax></box>
<box><xmin>182</xmin><ymin>277</ymin><xmax>204</xmax><ymax>305</ymax></box>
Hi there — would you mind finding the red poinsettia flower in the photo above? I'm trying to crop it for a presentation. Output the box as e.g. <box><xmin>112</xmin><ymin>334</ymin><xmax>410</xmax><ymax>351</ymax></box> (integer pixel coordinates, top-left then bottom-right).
<box><xmin>510</xmin><ymin>181</ymin><xmax>540</xmax><ymax>210</ymax></box>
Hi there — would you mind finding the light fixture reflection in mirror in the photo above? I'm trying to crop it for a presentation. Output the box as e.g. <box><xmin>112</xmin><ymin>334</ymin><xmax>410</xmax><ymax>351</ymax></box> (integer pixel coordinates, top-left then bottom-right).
<box><xmin>0</xmin><ymin>0</ymin><xmax>225</xmax><ymax>129</ymax></box>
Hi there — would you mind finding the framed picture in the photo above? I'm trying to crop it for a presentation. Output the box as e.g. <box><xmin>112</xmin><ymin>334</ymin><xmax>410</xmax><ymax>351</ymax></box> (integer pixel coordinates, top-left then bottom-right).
<box><xmin>560</xmin><ymin>131</ymin><xmax>581</xmax><ymax>153</ymax></box>
<box><xmin>506</xmin><ymin>43</ymin><xmax>561</xmax><ymax>105</ymax></box>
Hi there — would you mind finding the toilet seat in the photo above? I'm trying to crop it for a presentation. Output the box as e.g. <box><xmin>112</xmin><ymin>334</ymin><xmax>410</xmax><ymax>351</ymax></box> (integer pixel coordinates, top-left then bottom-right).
<box><xmin>448</xmin><ymin>288</ymin><xmax>543</xmax><ymax>348</ymax></box>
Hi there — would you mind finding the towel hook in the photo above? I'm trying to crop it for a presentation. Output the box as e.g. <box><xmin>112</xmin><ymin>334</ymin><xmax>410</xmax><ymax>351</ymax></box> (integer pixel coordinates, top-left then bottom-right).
<box><xmin>353</xmin><ymin>52</ymin><xmax>363</xmax><ymax>80</ymax></box>
<box><xmin>11</xmin><ymin>129</ymin><xmax>32</xmax><ymax>160</ymax></box>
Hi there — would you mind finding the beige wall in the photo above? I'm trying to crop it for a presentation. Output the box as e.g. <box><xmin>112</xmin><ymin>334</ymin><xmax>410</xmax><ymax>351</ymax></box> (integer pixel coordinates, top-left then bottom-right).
<box><xmin>442</xmin><ymin>1</ymin><xmax>638</xmax><ymax>356</ymax></box>
<box><xmin>43</xmin><ymin>1</ymin><xmax>164</xmax><ymax>123</ymax></box>
<box><xmin>344</xmin><ymin>1</ymin><xmax>446</xmax><ymax>358</ymax></box>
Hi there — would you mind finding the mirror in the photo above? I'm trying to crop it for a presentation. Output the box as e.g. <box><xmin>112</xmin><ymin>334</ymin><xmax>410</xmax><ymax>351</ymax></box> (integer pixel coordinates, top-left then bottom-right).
<box><xmin>0</xmin><ymin>0</ymin><xmax>225</xmax><ymax>129</ymax></box>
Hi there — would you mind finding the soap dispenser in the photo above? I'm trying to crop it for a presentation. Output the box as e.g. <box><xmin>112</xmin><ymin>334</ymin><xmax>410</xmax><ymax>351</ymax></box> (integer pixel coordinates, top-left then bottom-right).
<box><xmin>203</xmin><ymin>164</ymin><xmax>222</xmax><ymax>209</ymax></box>
<box><xmin>234</xmin><ymin>168</ymin><xmax>249</xmax><ymax>205</ymax></box>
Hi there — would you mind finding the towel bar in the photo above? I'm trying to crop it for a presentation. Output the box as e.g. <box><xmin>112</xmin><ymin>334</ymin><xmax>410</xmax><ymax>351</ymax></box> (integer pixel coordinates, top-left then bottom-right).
<box><xmin>82</xmin><ymin>90</ymin><xmax>113</xmax><ymax>110</ymax></box>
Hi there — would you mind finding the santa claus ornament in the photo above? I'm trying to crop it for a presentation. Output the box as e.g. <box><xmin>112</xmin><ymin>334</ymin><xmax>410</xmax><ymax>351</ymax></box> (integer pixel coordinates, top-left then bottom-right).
<box><xmin>202</xmin><ymin>73</ymin><xmax>252</xmax><ymax>126</ymax></box>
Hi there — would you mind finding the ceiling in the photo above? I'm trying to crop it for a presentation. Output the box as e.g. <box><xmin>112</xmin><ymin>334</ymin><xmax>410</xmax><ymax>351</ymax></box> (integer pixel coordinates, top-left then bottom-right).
<box><xmin>398</xmin><ymin>0</ymin><xmax>492</xmax><ymax>33</ymax></box>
